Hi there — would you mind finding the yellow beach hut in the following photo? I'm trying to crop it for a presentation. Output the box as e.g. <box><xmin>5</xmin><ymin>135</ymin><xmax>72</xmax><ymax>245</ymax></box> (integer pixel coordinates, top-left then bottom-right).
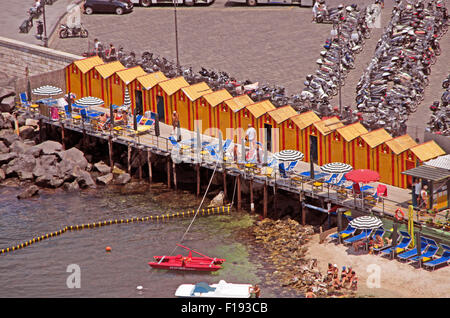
<box><xmin>65</xmin><ymin>56</ymin><xmax>103</xmax><ymax>99</ymax></box>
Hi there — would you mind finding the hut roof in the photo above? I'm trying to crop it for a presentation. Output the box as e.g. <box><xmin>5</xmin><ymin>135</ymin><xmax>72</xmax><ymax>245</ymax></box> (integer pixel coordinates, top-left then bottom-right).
<box><xmin>385</xmin><ymin>134</ymin><xmax>417</xmax><ymax>155</ymax></box>
<box><xmin>158</xmin><ymin>76</ymin><xmax>190</xmax><ymax>96</ymax></box>
<box><xmin>137</xmin><ymin>71</ymin><xmax>168</xmax><ymax>90</ymax></box>
<box><xmin>73</xmin><ymin>56</ymin><xmax>103</xmax><ymax>74</ymax></box>
<box><xmin>246</xmin><ymin>100</ymin><xmax>276</xmax><ymax>119</ymax></box>
<box><xmin>116</xmin><ymin>66</ymin><xmax>147</xmax><ymax>85</ymax></box>
<box><xmin>361</xmin><ymin>128</ymin><xmax>392</xmax><ymax>148</ymax></box>
<box><xmin>410</xmin><ymin>140</ymin><xmax>446</xmax><ymax>162</ymax></box>
<box><xmin>224</xmin><ymin>95</ymin><xmax>254</xmax><ymax>112</ymax></box>
<box><xmin>267</xmin><ymin>105</ymin><xmax>298</xmax><ymax>124</ymax></box>
<box><xmin>313</xmin><ymin>116</ymin><xmax>344</xmax><ymax>136</ymax></box>
<box><xmin>289</xmin><ymin>111</ymin><xmax>321</xmax><ymax>130</ymax></box>
<box><xmin>94</xmin><ymin>61</ymin><xmax>125</xmax><ymax>79</ymax></box>
<box><xmin>181</xmin><ymin>82</ymin><xmax>213</xmax><ymax>101</ymax></box>
<box><xmin>336</xmin><ymin>122</ymin><xmax>368</xmax><ymax>142</ymax></box>
<box><xmin>203</xmin><ymin>89</ymin><xmax>233</xmax><ymax>107</ymax></box>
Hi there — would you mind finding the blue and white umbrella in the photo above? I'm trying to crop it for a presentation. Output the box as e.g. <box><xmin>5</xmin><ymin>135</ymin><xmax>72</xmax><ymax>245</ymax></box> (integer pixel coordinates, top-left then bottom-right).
<box><xmin>32</xmin><ymin>85</ymin><xmax>63</xmax><ymax>96</ymax></box>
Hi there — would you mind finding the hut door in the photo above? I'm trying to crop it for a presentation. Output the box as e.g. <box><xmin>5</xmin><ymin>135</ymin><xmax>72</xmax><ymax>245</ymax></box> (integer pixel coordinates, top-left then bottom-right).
<box><xmin>135</xmin><ymin>90</ymin><xmax>143</xmax><ymax>115</ymax></box>
<box><xmin>264</xmin><ymin>124</ymin><xmax>272</xmax><ymax>152</ymax></box>
<box><xmin>156</xmin><ymin>96</ymin><xmax>165</xmax><ymax>123</ymax></box>
<box><xmin>309</xmin><ymin>135</ymin><xmax>318</xmax><ymax>163</ymax></box>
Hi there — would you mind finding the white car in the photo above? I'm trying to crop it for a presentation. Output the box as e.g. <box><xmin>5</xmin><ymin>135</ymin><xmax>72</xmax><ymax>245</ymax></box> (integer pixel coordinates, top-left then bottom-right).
<box><xmin>131</xmin><ymin>0</ymin><xmax>214</xmax><ymax>6</ymax></box>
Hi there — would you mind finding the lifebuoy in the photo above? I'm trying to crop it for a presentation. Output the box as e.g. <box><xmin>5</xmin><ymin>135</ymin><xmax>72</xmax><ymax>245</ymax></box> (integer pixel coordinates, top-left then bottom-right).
<box><xmin>395</xmin><ymin>208</ymin><xmax>404</xmax><ymax>221</ymax></box>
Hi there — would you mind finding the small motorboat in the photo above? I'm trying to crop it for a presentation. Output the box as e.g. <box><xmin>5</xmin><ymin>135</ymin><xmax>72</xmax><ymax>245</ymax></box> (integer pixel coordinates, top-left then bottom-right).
<box><xmin>148</xmin><ymin>244</ymin><xmax>225</xmax><ymax>272</ymax></box>
<box><xmin>175</xmin><ymin>280</ymin><xmax>253</xmax><ymax>298</ymax></box>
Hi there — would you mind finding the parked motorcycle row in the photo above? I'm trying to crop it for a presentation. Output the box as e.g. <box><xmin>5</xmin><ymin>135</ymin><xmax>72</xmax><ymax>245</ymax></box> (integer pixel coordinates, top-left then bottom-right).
<box><xmin>426</xmin><ymin>75</ymin><xmax>450</xmax><ymax>136</ymax></box>
<box><xmin>355</xmin><ymin>0</ymin><xmax>448</xmax><ymax>137</ymax></box>
<box><xmin>300</xmin><ymin>3</ymin><xmax>372</xmax><ymax>119</ymax></box>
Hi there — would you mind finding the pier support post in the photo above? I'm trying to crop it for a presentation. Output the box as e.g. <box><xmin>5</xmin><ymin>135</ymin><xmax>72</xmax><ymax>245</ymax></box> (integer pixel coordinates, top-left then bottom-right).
<box><xmin>223</xmin><ymin>170</ymin><xmax>227</xmax><ymax>201</ymax></box>
<box><xmin>263</xmin><ymin>181</ymin><xmax>268</xmax><ymax>219</ymax></box>
<box><xmin>127</xmin><ymin>143</ymin><xmax>132</xmax><ymax>174</ymax></box>
<box><xmin>147</xmin><ymin>151</ymin><xmax>153</xmax><ymax>183</ymax></box>
<box><xmin>138</xmin><ymin>148</ymin><xmax>143</xmax><ymax>180</ymax></box>
<box><xmin>237</xmin><ymin>174</ymin><xmax>242</xmax><ymax>211</ymax></box>
<box><xmin>196</xmin><ymin>164</ymin><xmax>200</xmax><ymax>197</ymax></box>
<box><xmin>300</xmin><ymin>192</ymin><xmax>306</xmax><ymax>226</ymax></box>
<box><xmin>273</xmin><ymin>183</ymin><xmax>277</xmax><ymax>216</ymax></box>
<box><xmin>38</xmin><ymin>119</ymin><xmax>43</xmax><ymax>143</ymax></box>
<box><xmin>167</xmin><ymin>157</ymin><xmax>171</xmax><ymax>189</ymax></box>
<box><xmin>61</xmin><ymin>123</ymin><xmax>65</xmax><ymax>150</ymax></box>
<box><xmin>108</xmin><ymin>136</ymin><xmax>114</xmax><ymax>172</ymax></box>
<box><xmin>250</xmin><ymin>179</ymin><xmax>254</xmax><ymax>213</ymax></box>
<box><xmin>173</xmin><ymin>161</ymin><xmax>177</xmax><ymax>190</ymax></box>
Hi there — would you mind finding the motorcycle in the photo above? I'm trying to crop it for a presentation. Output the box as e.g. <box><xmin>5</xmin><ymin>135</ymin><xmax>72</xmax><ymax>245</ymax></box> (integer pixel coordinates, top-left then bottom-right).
<box><xmin>59</xmin><ymin>24</ymin><xmax>89</xmax><ymax>39</ymax></box>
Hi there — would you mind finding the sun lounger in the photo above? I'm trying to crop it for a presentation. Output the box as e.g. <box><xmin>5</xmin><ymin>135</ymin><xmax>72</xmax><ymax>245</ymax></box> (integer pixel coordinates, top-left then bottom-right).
<box><xmin>343</xmin><ymin>229</ymin><xmax>373</xmax><ymax>245</ymax></box>
<box><xmin>422</xmin><ymin>249</ymin><xmax>450</xmax><ymax>270</ymax></box>
<box><xmin>323</xmin><ymin>174</ymin><xmax>338</xmax><ymax>184</ymax></box>
<box><xmin>279</xmin><ymin>163</ymin><xmax>289</xmax><ymax>178</ymax></box>
<box><xmin>329</xmin><ymin>224</ymin><xmax>356</xmax><ymax>240</ymax></box>
<box><xmin>397</xmin><ymin>238</ymin><xmax>429</xmax><ymax>261</ymax></box>
<box><xmin>300</xmin><ymin>171</ymin><xmax>328</xmax><ymax>180</ymax></box>
<box><xmin>380</xmin><ymin>232</ymin><xmax>411</xmax><ymax>258</ymax></box>
<box><xmin>409</xmin><ymin>239</ymin><xmax>440</xmax><ymax>263</ymax></box>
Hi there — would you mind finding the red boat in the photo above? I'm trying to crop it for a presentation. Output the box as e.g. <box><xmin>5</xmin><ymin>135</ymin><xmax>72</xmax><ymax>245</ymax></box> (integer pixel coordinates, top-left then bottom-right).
<box><xmin>148</xmin><ymin>244</ymin><xmax>225</xmax><ymax>272</ymax></box>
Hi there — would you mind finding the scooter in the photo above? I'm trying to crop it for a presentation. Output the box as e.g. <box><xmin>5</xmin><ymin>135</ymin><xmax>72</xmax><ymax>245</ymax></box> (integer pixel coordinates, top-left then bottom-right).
<box><xmin>59</xmin><ymin>23</ymin><xmax>89</xmax><ymax>39</ymax></box>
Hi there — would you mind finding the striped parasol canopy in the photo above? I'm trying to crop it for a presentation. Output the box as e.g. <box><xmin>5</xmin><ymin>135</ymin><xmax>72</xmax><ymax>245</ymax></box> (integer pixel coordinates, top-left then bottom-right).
<box><xmin>273</xmin><ymin>150</ymin><xmax>304</xmax><ymax>162</ymax></box>
<box><xmin>321</xmin><ymin>162</ymin><xmax>353</xmax><ymax>174</ymax></box>
<box><xmin>349</xmin><ymin>216</ymin><xmax>383</xmax><ymax>230</ymax></box>
<box><xmin>74</xmin><ymin>96</ymin><xmax>104</xmax><ymax>107</ymax></box>
<box><xmin>32</xmin><ymin>85</ymin><xmax>63</xmax><ymax>96</ymax></box>
<box><xmin>123</xmin><ymin>87</ymin><xmax>131</xmax><ymax>108</ymax></box>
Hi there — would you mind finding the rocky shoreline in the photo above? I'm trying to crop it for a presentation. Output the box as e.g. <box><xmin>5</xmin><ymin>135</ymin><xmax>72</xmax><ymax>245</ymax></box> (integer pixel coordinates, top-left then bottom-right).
<box><xmin>243</xmin><ymin>218</ymin><xmax>357</xmax><ymax>298</ymax></box>
<box><xmin>0</xmin><ymin>110</ymin><xmax>132</xmax><ymax>199</ymax></box>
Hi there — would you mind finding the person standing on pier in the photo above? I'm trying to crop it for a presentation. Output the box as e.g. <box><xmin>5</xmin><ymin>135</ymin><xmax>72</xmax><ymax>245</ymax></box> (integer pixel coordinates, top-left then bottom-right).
<box><xmin>172</xmin><ymin>111</ymin><xmax>179</xmax><ymax>135</ymax></box>
<box><xmin>245</xmin><ymin>124</ymin><xmax>257</xmax><ymax>150</ymax></box>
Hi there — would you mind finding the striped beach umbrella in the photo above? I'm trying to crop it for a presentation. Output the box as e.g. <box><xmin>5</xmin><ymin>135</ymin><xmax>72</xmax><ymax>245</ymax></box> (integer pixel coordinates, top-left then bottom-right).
<box><xmin>32</xmin><ymin>85</ymin><xmax>63</xmax><ymax>96</ymax></box>
<box><xmin>273</xmin><ymin>150</ymin><xmax>304</xmax><ymax>162</ymax></box>
<box><xmin>74</xmin><ymin>96</ymin><xmax>104</xmax><ymax>107</ymax></box>
<box><xmin>321</xmin><ymin>162</ymin><xmax>353</xmax><ymax>174</ymax></box>
<box><xmin>349</xmin><ymin>216</ymin><xmax>383</xmax><ymax>230</ymax></box>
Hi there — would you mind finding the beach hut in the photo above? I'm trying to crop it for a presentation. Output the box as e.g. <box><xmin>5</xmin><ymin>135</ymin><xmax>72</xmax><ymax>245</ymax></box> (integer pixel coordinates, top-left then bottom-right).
<box><xmin>156</xmin><ymin>76</ymin><xmax>190</xmax><ymax>124</ymax></box>
<box><xmin>85</xmin><ymin>61</ymin><xmax>125</xmax><ymax>107</ymax></box>
<box><xmin>350</xmin><ymin>128</ymin><xmax>392</xmax><ymax>170</ymax></box>
<box><xmin>312</xmin><ymin>116</ymin><xmax>344</xmax><ymax>165</ymax></box>
<box><xmin>133</xmin><ymin>71</ymin><xmax>168</xmax><ymax>113</ymax></box>
<box><xmin>244</xmin><ymin>100</ymin><xmax>276</xmax><ymax>145</ymax></box>
<box><xmin>225</xmin><ymin>94</ymin><xmax>258</xmax><ymax>142</ymax></box>
<box><xmin>199</xmin><ymin>89</ymin><xmax>233</xmax><ymax>137</ymax></box>
<box><xmin>283</xmin><ymin>111</ymin><xmax>321</xmax><ymax>161</ymax></box>
<box><xmin>335</xmin><ymin>122</ymin><xmax>368</xmax><ymax>166</ymax></box>
<box><xmin>65</xmin><ymin>56</ymin><xmax>103</xmax><ymax>99</ymax></box>
<box><xmin>177</xmin><ymin>82</ymin><xmax>213</xmax><ymax>131</ymax></box>
<box><xmin>403</xmin><ymin>141</ymin><xmax>446</xmax><ymax>184</ymax></box>
<box><xmin>112</xmin><ymin>66</ymin><xmax>147</xmax><ymax>114</ymax></box>
<box><xmin>381</xmin><ymin>134</ymin><xmax>417</xmax><ymax>187</ymax></box>
<box><xmin>263</xmin><ymin>105</ymin><xmax>298</xmax><ymax>152</ymax></box>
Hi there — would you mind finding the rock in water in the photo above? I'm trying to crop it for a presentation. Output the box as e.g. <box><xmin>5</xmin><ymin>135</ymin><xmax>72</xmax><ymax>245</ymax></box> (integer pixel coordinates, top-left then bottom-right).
<box><xmin>57</xmin><ymin>147</ymin><xmax>88</xmax><ymax>170</ymax></box>
<box><xmin>94</xmin><ymin>161</ymin><xmax>111</xmax><ymax>175</ymax></box>
<box><xmin>17</xmin><ymin>185</ymin><xmax>39</xmax><ymax>199</ymax></box>
<box><xmin>208</xmin><ymin>191</ymin><xmax>224</xmax><ymax>208</ymax></box>
<box><xmin>63</xmin><ymin>180</ymin><xmax>80</xmax><ymax>192</ymax></box>
<box><xmin>115</xmin><ymin>173</ymin><xmax>131</xmax><ymax>185</ymax></box>
<box><xmin>97</xmin><ymin>173</ymin><xmax>113</xmax><ymax>185</ymax></box>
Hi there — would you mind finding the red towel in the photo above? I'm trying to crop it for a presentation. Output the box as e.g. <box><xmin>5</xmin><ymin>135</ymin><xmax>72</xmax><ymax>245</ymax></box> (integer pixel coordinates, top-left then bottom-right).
<box><xmin>377</xmin><ymin>184</ymin><xmax>388</xmax><ymax>197</ymax></box>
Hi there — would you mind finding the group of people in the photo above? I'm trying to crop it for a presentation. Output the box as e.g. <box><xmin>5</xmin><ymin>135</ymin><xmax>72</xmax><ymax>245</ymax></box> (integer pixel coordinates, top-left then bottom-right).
<box><xmin>327</xmin><ymin>263</ymin><xmax>358</xmax><ymax>292</ymax></box>
<box><xmin>352</xmin><ymin>233</ymin><xmax>392</xmax><ymax>254</ymax></box>
<box><xmin>412</xmin><ymin>179</ymin><xmax>429</xmax><ymax>210</ymax></box>
<box><xmin>93</xmin><ymin>39</ymin><xmax>117</xmax><ymax>61</ymax></box>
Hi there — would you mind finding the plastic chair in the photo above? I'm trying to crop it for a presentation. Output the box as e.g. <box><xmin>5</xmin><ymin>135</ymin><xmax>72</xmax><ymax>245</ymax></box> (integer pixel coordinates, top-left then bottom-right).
<box><xmin>19</xmin><ymin>92</ymin><xmax>30</xmax><ymax>108</ymax></box>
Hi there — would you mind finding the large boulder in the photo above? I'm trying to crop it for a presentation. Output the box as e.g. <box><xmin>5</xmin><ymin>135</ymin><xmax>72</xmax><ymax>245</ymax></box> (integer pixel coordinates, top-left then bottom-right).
<box><xmin>0</xmin><ymin>129</ymin><xmax>19</xmax><ymax>146</ymax></box>
<box><xmin>32</xmin><ymin>155</ymin><xmax>59</xmax><ymax>178</ymax></box>
<box><xmin>19</xmin><ymin>125</ymin><xmax>36</xmax><ymax>140</ymax></box>
<box><xmin>57</xmin><ymin>147</ymin><xmax>88</xmax><ymax>170</ymax></box>
<box><xmin>0</xmin><ymin>140</ymin><xmax>8</xmax><ymax>153</ymax></box>
<box><xmin>0</xmin><ymin>152</ymin><xmax>17</xmax><ymax>165</ymax></box>
<box><xmin>31</xmin><ymin>140</ymin><xmax>63</xmax><ymax>156</ymax></box>
<box><xmin>5</xmin><ymin>154</ymin><xmax>36</xmax><ymax>179</ymax></box>
<box><xmin>76</xmin><ymin>171</ymin><xmax>96</xmax><ymax>189</ymax></box>
<box><xmin>63</xmin><ymin>180</ymin><xmax>80</xmax><ymax>192</ymax></box>
<box><xmin>9</xmin><ymin>140</ymin><xmax>30</xmax><ymax>154</ymax></box>
<box><xmin>94</xmin><ymin>161</ymin><xmax>111</xmax><ymax>174</ymax></box>
<box><xmin>17</xmin><ymin>185</ymin><xmax>39</xmax><ymax>199</ymax></box>
<box><xmin>97</xmin><ymin>173</ymin><xmax>113</xmax><ymax>185</ymax></box>
<box><xmin>115</xmin><ymin>172</ymin><xmax>131</xmax><ymax>185</ymax></box>
<box><xmin>35</xmin><ymin>174</ymin><xmax>64</xmax><ymax>188</ymax></box>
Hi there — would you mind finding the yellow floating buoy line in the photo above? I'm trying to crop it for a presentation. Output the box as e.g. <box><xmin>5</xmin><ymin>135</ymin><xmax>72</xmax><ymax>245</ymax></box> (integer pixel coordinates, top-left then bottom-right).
<box><xmin>0</xmin><ymin>205</ymin><xmax>231</xmax><ymax>255</ymax></box>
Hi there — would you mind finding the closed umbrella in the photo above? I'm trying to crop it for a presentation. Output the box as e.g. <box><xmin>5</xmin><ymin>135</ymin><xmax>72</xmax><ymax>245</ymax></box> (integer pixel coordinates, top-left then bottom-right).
<box><xmin>273</xmin><ymin>150</ymin><xmax>304</xmax><ymax>162</ymax></box>
<box><xmin>123</xmin><ymin>87</ymin><xmax>131</xmax><ymax>109</ymax></box>
<box><xmin>321</xmin><ymin>162</ymin><xmax>353</xmax><ymax>174</ymax></box>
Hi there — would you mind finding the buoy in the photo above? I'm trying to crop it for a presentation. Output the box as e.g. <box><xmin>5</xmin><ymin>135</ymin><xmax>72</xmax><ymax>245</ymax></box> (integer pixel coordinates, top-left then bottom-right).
<box><xmin>105</xmin><ymin>246</ymin><xmax>112</xmax><ymax>252</ymax></box>
<box><xmin>136</xmin><ymin>285</ymin><xmax>143</xmax><ymax>291</ymax></box>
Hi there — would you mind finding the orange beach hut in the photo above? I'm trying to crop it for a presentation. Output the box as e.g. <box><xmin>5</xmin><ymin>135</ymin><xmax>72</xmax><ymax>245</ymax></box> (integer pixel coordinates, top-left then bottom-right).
<box><xmin>200</xmin><ymin>89</ymin><xmax>233</xmax><ymax>137</ymax></box>
<box><xmin>350</xmin><ymin>128</ymin><xmax>392</xmax><ymax>170</ymax></box>
<box><xmin>154</xmin><ymin>76</ymin><xmax>189</xmax><ymax>124</ymax></box>
<box><xmin>87</xmin><ymin>61</ymin><xmax>125</xmax><ymax>107</ymax></box>
<box><xmin>245</xmin><ymin>100</ymin><xmax>276</xmax><ymax>145</ymax></box>
<box><xmin>225</xmin><ymin>94</ymin><xmax>257</xmax><ymax>142</ymax></box>
<box><xmin>178</xmin><ymin>82</ymin><xmax>213</xmax><ymax>131</ymax></box>
<box><xmin>335</xmin><ymin>122</ymin><xmax>368</xmax><ymax>166</ymax></box>
<box><xmin>284</xmin><ymin>111</ymin><xmax>321</xmax><ymax>161</ymax></box>
<box><xmin>263</xmin><ymin>105</ymin><xmax>298</xmax><ymax>152</ymax></box>
<box><xmin>65</xmin><ymin>56</ymin><xmax>103</xmax><ymax>99</ymax></box>
<box><xmin>312</xmin><ymin>116</ymin><xmax>344</xmax><ymax>165</ymax></box>
<box><xmin>133</xmin><ymin>71</ymin><xmax>168</xmax><ymax>113</ymax></box>
<box><xmin>114</xmin><ymin>66</ymin><xmax>147</xmax><ymax>113</ymax></box>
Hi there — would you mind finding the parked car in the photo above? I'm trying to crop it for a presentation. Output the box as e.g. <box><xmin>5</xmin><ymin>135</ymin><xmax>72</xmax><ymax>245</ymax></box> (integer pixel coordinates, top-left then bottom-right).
<box><xmin>83</xmin><ymin>0</ymin><xmax>133</xmax><ymax>15</ymax></box>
